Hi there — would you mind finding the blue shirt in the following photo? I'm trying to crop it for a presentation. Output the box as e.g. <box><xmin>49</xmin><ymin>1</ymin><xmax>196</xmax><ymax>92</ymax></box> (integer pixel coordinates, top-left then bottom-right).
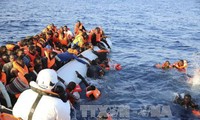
<box><xmin>57</xmin><ymin>52</ymin><xmax>87</xmax><ymax>65</ymax></box>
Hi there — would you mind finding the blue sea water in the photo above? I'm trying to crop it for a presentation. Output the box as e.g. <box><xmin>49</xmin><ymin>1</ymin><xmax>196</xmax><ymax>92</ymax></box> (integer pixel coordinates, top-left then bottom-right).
<box><xmin>1</xmin><ymin>0</ymin><xmax>200</xmax><ymax>119</ymax></box>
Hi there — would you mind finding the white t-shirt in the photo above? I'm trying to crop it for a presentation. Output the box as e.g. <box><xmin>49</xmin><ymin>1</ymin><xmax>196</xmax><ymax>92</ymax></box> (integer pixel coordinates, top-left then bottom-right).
<box><xmin>13</xmin><ymin>82</ymin><xmax>71</xmax><ymax>120</ymax></box>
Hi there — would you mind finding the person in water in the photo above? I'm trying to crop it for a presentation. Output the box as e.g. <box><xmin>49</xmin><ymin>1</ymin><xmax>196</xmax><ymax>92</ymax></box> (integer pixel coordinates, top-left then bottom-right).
<box><xmin>76</xmin><ymin>71</ymin><xmax>101</xmax><ymax>100</ymax></box>
<box><xmin>174</xmin><ymin>94</ymin><xmax>199</xmax><ymax>110</ymax></box>
<box><xmin>172</xmin><ymin>60</ymin><xmax>188</xmax><ymax>72</ymax></box>
<box><xmin>155</xmin><ymin>61</ymin><xmax>172</xmax><ymax>70</ymax></box>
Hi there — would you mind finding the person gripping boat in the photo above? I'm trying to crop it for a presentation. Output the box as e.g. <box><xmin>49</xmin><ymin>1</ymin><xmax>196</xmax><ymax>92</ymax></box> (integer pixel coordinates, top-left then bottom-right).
<box><xmin>174</xmin><ymin>93</ymin><xmax>198</xmax><ymax>110</ymax></box>
<box><xmin>0</xmin><ymin>21</ymin><xmax>115</xmax><ymax>119</ymax></box>
<box><xmin>173</xmin><ymin>93</ymin><xmax>200</xmax><ymax>117</ymax></box>
<box><xmin>76</xmin><ymin>71</ymin><xmax>101</xmax><ymax>100</ymax></box>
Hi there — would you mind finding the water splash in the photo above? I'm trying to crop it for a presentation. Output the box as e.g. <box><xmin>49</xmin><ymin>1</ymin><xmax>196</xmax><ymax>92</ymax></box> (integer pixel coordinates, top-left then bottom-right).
<box><xmin>188</xmin><ymin>53</ymin><xmax>200</xmax><ymax>86</ymax></box>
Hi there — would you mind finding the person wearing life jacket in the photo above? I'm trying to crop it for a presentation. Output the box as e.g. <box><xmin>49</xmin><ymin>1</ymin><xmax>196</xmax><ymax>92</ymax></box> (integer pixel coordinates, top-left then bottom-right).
<box><xmin>2</xmin><ymin>54</ymin><xmax>15</xmax><ymax>84</ymax></box>
<box><xmin>155</xmin><ymin>61</ymin><xmax>172</xmax><ymax>70</ymax></box>
<box><xmin>57</xmin><ymin>27</ymin><xmax>69</xmax><ymax>46</ymax></box>
<box><xmin>65</xmin><ymin>81</ymin><xmax>82</xmax><ymax>104</ymax></box>
<box><xmin>44</xmin><ymin>50</ymin><xmax>56</xmax><ymax>68</ymax></box>
<box><xmin>36</xmin><ymin>38</ymin><xmax>48</xmax><ymax>57</ymax></box>
<box><xmin>12</xmin><ymin>56</ymin><xmax>29</xmax><ymax>77</ymax></box>
<box><xmin>0</xmin><ymin>54</ymin><xmax>9</xmax><ymax>65</ymax></box>
<box><xmin>13</xmin><ymin>69</ymin><xmax>71</xmax><ymax>120</ymax></box>
<box><xmin>86</xmin><ymin>59</ymin><xmax>106</xmax><ymax>79</ymax></box>
<box><xmin>33</xmin><ymin>57</ymin><xmax>44</xmax><ymax>74</ymax></box>
<box><xmin>24</xmin><ymin>45</ymin><xmax>38</xmax><ymax>71</ymax></box>
<box><xmin>43</xmin><ymin>50</ymin><xmax>62</xmax><ymax>70</ymax></box>
<box><xmin>74</xmin><ymin>20</ymin><xmax>86</xmax><ymax>36</ymax></box>
<box><xmin>63</xmin><ymin>25</ymin><xmax>73</xmax><ymax>43</ymax></box>
<box><xmin>174</xmin><ymin>93</ymin><xmax>199</xmax><ymax>110</ymax></box>
<box><xmin>76</xmin><ymin>71</ymin><xmax>101</xmax><ymax>100</ymax></box>
<box><xmin>46</xmin><ymin>30</ymin><xmax>56</xmax><ymax>49</ymax></box>
<box><xmin>53</xmin><ymin>31</ymin><xmax>60</xmax><ymax>43</ymax></box>
<box><xmin>102</xmin><ymin>58</ymin><xmax>122</xmax><ymax>71</ymax></box>
<box><xmin>72</xmin><ymin>32</ymin><xmax>88</xmax><ymax>52</ymax></box>
<box><xmin>47</xmin><ymin>23</ymin><xmax>57</xmax><ymax>33</ymax></box>
<box><xmin>42</xmin><ymin>27</ymin><xmax>49</xmax><ymax>35</ymax></box>
<box><xmin>0</xmin><ymin>64</ymin><xmax>12</xmax><ymax>109</ymax></box>
<box><xmin>0</xmin><ymin>46</ymin><xmax>8</xmax><ymax>57</ymax></box>
<box><xmin>92</xmin><ymin>49</ymin><xmax>110</xmax><ymax>63</ymax></box>
<box><xmin>6</xmin><ymin>44</ymin><xmax>15</xmax><ymax>51</ymax></box>
<box><xmin>173</xmin><ymin>60</ymin><xmax>188</xmax><ymax>72</ymax></box>
<box><xmin>6</xmin><ymin>56</ymin><xmax>36</xmax><ymax>103</ymax></box>
<box><xmin>16</xmin><ymin>49</ymin><xmax>30</xmax><ymax>67</ymax></box>
<box><xmin>90</xmin><ymin>27</ymin><xmax>111</xmax><ymax>49</ymax></box>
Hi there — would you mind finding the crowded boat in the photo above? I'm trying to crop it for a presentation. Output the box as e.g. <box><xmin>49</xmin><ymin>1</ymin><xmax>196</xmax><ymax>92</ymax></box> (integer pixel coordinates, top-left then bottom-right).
<box><xmin>0</xmin><ymin>21</ymin><xmax>121</xmax><ymax>120</ymax></box>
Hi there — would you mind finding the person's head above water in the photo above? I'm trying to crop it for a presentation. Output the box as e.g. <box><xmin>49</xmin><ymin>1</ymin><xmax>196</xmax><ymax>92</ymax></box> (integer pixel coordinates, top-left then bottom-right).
<box><xmin>178</xmin><ymin>60</ymin><xmax>184</xmax><ymax>66</ymax></box>
<box><xmin>163</xmin><ymin>61</ymin><xmax>170</xmax><ymax>67</ymax></box>
<box><xmin>184</xmin><ymin>94</ymin><xmax>192</xmax><ymax>104</ymax></box>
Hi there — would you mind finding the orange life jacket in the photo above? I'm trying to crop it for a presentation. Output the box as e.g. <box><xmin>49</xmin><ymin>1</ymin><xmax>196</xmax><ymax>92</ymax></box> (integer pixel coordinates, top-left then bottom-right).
<box><xmin>25</xmin><ymin>51</ymin><xmax>37</xmax><ymax>63</ymax></box>
<box><xmin>18</xmin><ymin>72</ymin><xmax>29</xmax><ymax>85</ymax></box>
<box><xmin>6</xmin><ymin>44</ymin><xmax>15</xmax><ymax>51</ymax></box>
<box><xmin>74</xmin><ymin>23</ymin><xmax>83</xmax><ymax>35</ymax></box>
<box><xmin>44</xmin><ymin>50</ymin><xmax>56</xmax><ymax>68</ymax></box>
<box><xmin>88</xmin><ymin>30</ymin><xmax>95</xmax><ymax>43</ymax></box>
<box><xmin>36</xmin><ymin>43</ymin><xmax>45</xmax><ymax>56</ymax></box>
<box><xmin>95</xmin><ymin>28</ymin><xmax>103</xmax><ymax>42</ymax></box>
<box><xmin>86</xmin><ymin>87</ymin><xmax>101</xmax><ymax>99</ymax></box>
<box><xmin>0</xmin><ymin>113</ymin><xmax>21</xmax><ymax>120</ymax></box>
<box><xmin>97</xmin><ymin>49</ymin><xmax>109</xmax><ymax>53</ymax></box>
<box><xmin>0</xmin><ymin>72</ymin><xmax>7</xmax><ymax>85</ymax></box>
<box><xmin>53</xmin><ymin>36</ymin><xmax>60</xmax><ymax>43</ymax></box>
<box><xmin>174</xmin><ymin>60</ymin><xmax>188</xmax><ymax>70</ymax></box>
<box><xmin>13</xmin><ymin>61</ymin><xmax>29</xmax><ymax>76</ymax></box>
<box><xmin>58</xmin><ymin>33</ymin><xmax>68</xmax><ymax>46</ymax></box>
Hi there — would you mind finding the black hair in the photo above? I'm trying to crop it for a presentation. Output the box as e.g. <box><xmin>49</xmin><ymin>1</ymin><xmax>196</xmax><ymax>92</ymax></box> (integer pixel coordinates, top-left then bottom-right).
<box><xmin>47</xmin><ymin>30</ymin><xmax>53</xmax><ymax>36</ymax></box>
<box><xmin>184</xmin><ymin>94</ymin><xmax>191</xmax><ymax>99</ymax></box>
<box><xmin>13</xmin><ymin>45</ymin><xmax>20</xmax><ymax>51</ymax></box>
<box><xmin>86</xmin><ymin>85</ymin><xmax>96</xmax><ymax>100</ymax></box>
<box><xmin>28</xmin><ymin>45</ymin><xmax>35</xmax><ymax>51</ymax></box>
<box><xmin>87</xmin><ymin>85</ymin><xmax>96</xmax><ymax>91</ymax></box>
<box><xmin>180</xmin><ymin>60</ymin><xmax>184</xmax><ymax>63</ymax></box>
<box><xmin>67</xmin><ymin>82</ymin><xmax>76</xmax><ymax>92</ymax></box>
<box><xmin>0</xmin><ymin>46</ymin><xmax>7</xmax><ymax>55</ymax></box>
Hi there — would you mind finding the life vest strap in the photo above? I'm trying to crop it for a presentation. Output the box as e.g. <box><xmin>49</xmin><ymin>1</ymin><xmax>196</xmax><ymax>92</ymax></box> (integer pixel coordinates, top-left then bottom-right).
<box><xmin>31</xmin><ymin>86</ymin><xmax>59</xmax><ymax>98</ymax></box>
<box><xmin>28</xmin><ymin>93</ymin><xmax>42</xmax><ymax>120</ymax></box>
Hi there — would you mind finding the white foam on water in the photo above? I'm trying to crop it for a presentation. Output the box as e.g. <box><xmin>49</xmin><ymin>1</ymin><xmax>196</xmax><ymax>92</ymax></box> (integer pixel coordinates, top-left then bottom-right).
<box><xmin>189</xmin><ymin>69</ymin><xmax>200</xmax><ymax>86</ymax></box>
